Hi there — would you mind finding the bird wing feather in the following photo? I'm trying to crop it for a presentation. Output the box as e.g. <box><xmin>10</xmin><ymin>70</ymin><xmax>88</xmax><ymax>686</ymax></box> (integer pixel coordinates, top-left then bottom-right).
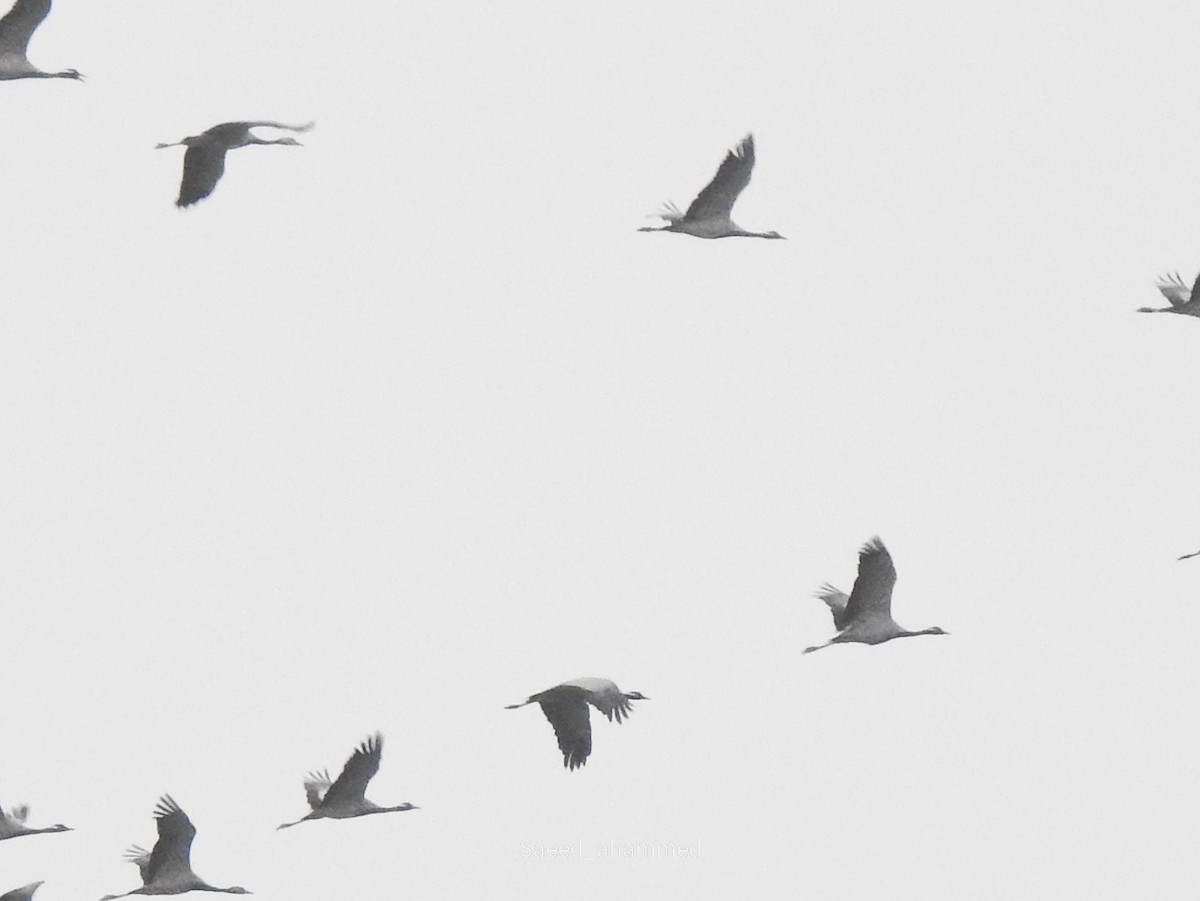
<box><xmin>0</xmin><ymin>810</ymin><xmax>16</xmax><ymax>840</ymax></box>
<box><xmin>0</xmin><ymin>0</ymin><xmax>51</xmax><ymax>57</ymax></box>
<box><xmin>145</xmin><ymin>795</ymin><xmax>196</xmax><ymax>884</ymax></box>
<box><xmin>538</xmin><ymin>691</ymin><xmax>592</xmax><ymax>770</ymax></box>
<box><xmin>683</xmin><ymin>134</ymin><xmax>755</xmax><ymax>223</ymax></box>
<box><xmin>814</xmin><ymin>583</ymin><xmax>852</xmax><ymax>630</ymax></box>
<box><xmin>319</xmin><ymin>733</ymin><xmax>382</xmax><ymax>809</ymax></box>
<box><xmin>0</xmin><ymin>882</ymin><xmax>43</xmax><ymax>901</ymax></box>
<box><xmin>302</xmin><ymin>770</ymin><xmax>333</xmax><ymax>810</ymax></box>
<box><xmin>1156</xmin><ymin>272</ymin><xmax>1191</xmax><ymax>307</ymax></box>
<box><xmin>124</xmin><ymin>845</ymin><xmax>154</xmax><ymax>884</ymax></box>
<box><xmin>842</xmin><ymin>536</ymin><xmax>897</xmax><ymax>624</ymax></box>
<box><xmin>1188</xmin><ymin>271</ymin><xmax>1200</xmax><ymax>306</ymax></box>
<box><xmin>586</xmin><ymin>684</ymin><xmax>635</xmax><ymax>724</ymax></box>
<box><xmin>233</xmin><ymin>120</ymin><xmax>315</xmax><ymax>133</ymax></box>
<box><xmin>176</xmin><ymin>142</ymin><xmax>226</xmax><ymax>208</ymax></box>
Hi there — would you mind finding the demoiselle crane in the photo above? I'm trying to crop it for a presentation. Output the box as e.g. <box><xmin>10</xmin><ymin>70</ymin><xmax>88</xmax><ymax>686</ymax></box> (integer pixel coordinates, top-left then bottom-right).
<box><xmin>155</xmin><ymin>121</ymin><xmax>314</xmax><ymax>208</ymax></box>
<box><xmin>638</xmin><ymin>134</ymin><xmax>783</xmax><ymax>239</ymax></box>
<box><xmin>100</xmin><ymin>795</ymin><xmax>249</xmax><ymax>900</ymax></box>
<box><xmin>277</xmin><ymin>732</ymin><xmax>418</xmax><ymax>830</ymax></box>
<box><xmin>0</xmin><ymin>804</ymin><xmax>71</xmax><ymax>842</ymax></box>
<box><xmin>506</xmin><ymin>677</ymin><xmax>648</xmax><ymax>770</ymax></box>
<box><xmin>0</xmin><ymin>0</ymin><xmax>81</xmax><ymax>81</ymax></box>
<box><xmin>804</xmin><ymin>537</ymin><xmax>947</xmax><ymax>653</ymax></box>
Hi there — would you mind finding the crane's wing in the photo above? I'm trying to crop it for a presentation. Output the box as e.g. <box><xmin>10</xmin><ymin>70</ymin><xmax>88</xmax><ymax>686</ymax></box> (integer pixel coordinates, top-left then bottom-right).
<box><xmin>176</xmin><ymin>143</ymin><xmax>227</xmax><ymax>208</ymax></box>
<box><xmin>124</xmin><ymin>845</ymin><xmax>153</xmax><ymax>884</ymax></box>
<box><xmin>842</xmin><ymin>536</ymin><xmax>896</xmax><ymax>624</ymax></box>
<box><xmin>584</xmin><ymin>684</ymin><xmax>636</xmax><ymax>724</ymax></box>
<box><xmin>199</xmin><ymin>121</ymin><xmax>314</xmax><ymax>144</ymax></box>
<box><xmin>1156</xmin><ymin>272</ymin><xmax>1191</xmax><ymax>307</ymax></box>
<box><xmin>538</xmin><ymin>694</ymin><xmax>592</xmax><ymax>770</ymax></box>
<box><xmin>302</xmin><ymin>770</ymin><xmax>333</xmax><ymax>810</ymax></box>
<box><xmin>683</xmin><ymin>134</ymin><xmax>755</xmax><ymax>223</ymax></box>
<box><xmin>319</xmin><ymin>733</ymin><xmax>383</xmax><ymax>809</ymax></box>
<box><xmin>814</xmin><ymin>583</ymin><xmax>852</xmax><ymax>630</ymax></box>
<box><xmin>0</xmin><ymin>0</ymin><xmax>51</xmax><ymax>57</ymax></box>
<box><xmin>0</xmin><ymin>882</ymin><xmax>43</xmax><ymax>901</ymax></box>
<box><xmin>145</xmin><ymin>795</ymin><xmax>196</xmax><ymax>884</ymax></box>
<box><xmin>234</xmin><ymin>120</ymin><xmax>315</xmax><ymax>134</ymax></box>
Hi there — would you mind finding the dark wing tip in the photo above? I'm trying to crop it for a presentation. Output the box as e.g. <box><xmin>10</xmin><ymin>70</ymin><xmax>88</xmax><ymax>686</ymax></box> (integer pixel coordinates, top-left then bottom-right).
<box><xmin>860</xmin><ymin>535</ymin><xmax>887</xmax><ymax>555</ymax></box>
<box><xmin>153</xmin><ymin>795</ymin><xmax>181</xmax><ymax>818</ymax></box>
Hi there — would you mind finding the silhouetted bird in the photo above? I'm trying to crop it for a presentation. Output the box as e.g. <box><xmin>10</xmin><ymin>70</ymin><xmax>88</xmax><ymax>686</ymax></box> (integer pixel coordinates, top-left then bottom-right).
<box><xmin>804</xmin><ymin>537</ymin><xmax>947</xmax><ymax>653</ymax></box>
<box><xmin>506</xmin><ymin>677</ymin><xmax>648</xmax><ymax>770</ymax></box>
<box><xmin>155</xmin><ymin>121</ymin><xmax>313</xmax><ymax>207</ymax></box>
<box><xmin>100</xmin><ymin>795</ymin><xmax>249</xmax><ymax>900</ymax></box>
<box><xmin>278</xmin><ymin>733</ymin><xmax>418</xmax><ymax>830</ymax></box>
<box><xmin>639</xmin><ymin>134</ymin><xmax>783</xmax><ymax>239</ymax></box>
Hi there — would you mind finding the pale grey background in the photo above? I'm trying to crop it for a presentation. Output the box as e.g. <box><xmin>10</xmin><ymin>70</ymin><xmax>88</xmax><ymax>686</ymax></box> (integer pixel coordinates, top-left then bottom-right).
<box><xmin>2</xmin><ymin>2</ymin><xmax>1198</xmax><ymax>899</ymax></box>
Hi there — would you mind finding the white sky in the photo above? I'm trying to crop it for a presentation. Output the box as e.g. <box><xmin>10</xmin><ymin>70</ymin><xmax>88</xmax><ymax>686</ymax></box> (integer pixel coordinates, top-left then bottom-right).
<box><xmin>2</xmin><ymin>1</ymin><xmax>1199</xmax><ymax>899</ymax></box>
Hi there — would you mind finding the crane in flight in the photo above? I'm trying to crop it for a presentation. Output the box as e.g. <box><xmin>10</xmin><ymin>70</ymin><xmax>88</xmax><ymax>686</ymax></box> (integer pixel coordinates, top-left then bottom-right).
<box><xmin>278</xmin><ymin>732</ymin><xmax>418</xmax><ymax>830</ymax></box>
<box><xmin>638</xmin><ymin>134</ymin><xmax>783</xmax><ymax>239</ymax></box>
<box><xmin>1137</xmin><ymin>272</ymin><xmax>1200</xmax><ymax>317</ymax></box>
<box><xmin>100</xmin><ymin>795</ymin><xmax>249</xmax><ymax>900</ymax></box>
<box><xmin>155</xmin><ymin>121</ymin><xmax>314</xmax><ymax>208</ymax></box>
<box><xmin>0</xmin><ymin>0</ymin><xmax>81</xmax><ymax>81</ymax></box>
<box><xmin>0</xmin><ymin>804</ymin><xmax>71</xmax><ymax>842</ymax></box>
<box><xmin>804</xmin><ymin>537</ymin><xmax>948</xmax><ymax>653</ymax></box>
<box><xmin>506</xmin><ymin>677</ymin><xmax>648</xmax><ymax>770</ymax></box>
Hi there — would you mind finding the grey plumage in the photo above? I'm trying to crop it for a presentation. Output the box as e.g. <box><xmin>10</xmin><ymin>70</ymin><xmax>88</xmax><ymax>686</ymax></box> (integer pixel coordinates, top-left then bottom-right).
<box><xmin>804</xmin><ymin>537</ymin><xmax>948</xmax><ymax>654</ymax></box>
<box><xmin>100</xmin><ymin>795</ymin><xmax>249</xmax><ymax>900</ymax></box>
<box><xmin>277</xmin><ymin>733</ymin><xmax>417</xmax><ymax>830</ymax></box>
<box><xmin>638</xmin><ymin>135</ymin><xmax>784</xmax><ymax>239</ymax></box>
<box><xmin>0</xmin><ymin>0</ymin><xmax>81</xmax><ymax>80</ymax></box>
<box><xmin>506</xmin><ymin>677</ymin><xmax>649</xmax><ymax>770</ymax></box>
<box><xmin>155</xmin><ymin>121</ymin><xmax>314</xmax><ymax>208</ymax></box>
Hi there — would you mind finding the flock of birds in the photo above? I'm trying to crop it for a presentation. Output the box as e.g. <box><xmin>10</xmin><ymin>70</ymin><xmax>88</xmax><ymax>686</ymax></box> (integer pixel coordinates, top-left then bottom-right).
<box><xmin>3</xmin><ymin>0</ymin><xmax>1197</xmax><ymax>896</ymax></box>
<box><xmin>2</xmin><ymin>533</ymin><xmax>944</xmax><ymax>898</ymax></box>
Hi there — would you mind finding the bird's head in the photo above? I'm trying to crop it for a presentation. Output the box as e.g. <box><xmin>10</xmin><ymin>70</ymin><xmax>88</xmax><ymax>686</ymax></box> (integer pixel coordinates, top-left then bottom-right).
<box><xmin>224</xmin><ymin>889</ymin><xmax>251</xmax><ymax>895</ymax></box>
<box><xmin>47</xmin><ymin>824</ymin><xmax>72</xmax><ymax>832</ymax></box>
<box><xmin>924</xmin><ymin>627</ymin><xmax>949</xmax><ymax>636</ymax></box>
<box><xmin>625</xmin><ymin>691</ymin><xmax>649</xmax><ymax>701</ymax></box>
<box><xmin>762</xmin><ymin>230</ymin><xmax>785</xmax><ymax>240</ymax></box>
<box><xmin>61</xmin><ymin>68</ymin><xmax>83</xmax><ymax>80</ymax></box>
<box><xmin>276</xmin><ymin>137</ymin><xmax>303</xmax><ymax>147</ymax></box>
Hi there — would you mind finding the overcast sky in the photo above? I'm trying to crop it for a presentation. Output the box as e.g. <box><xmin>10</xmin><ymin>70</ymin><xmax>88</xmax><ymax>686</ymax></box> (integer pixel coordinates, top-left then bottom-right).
<box><xmin>2</xmin><ymin>2</ymin><xmax>1199</xmax><ymax>899</ymax></box>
